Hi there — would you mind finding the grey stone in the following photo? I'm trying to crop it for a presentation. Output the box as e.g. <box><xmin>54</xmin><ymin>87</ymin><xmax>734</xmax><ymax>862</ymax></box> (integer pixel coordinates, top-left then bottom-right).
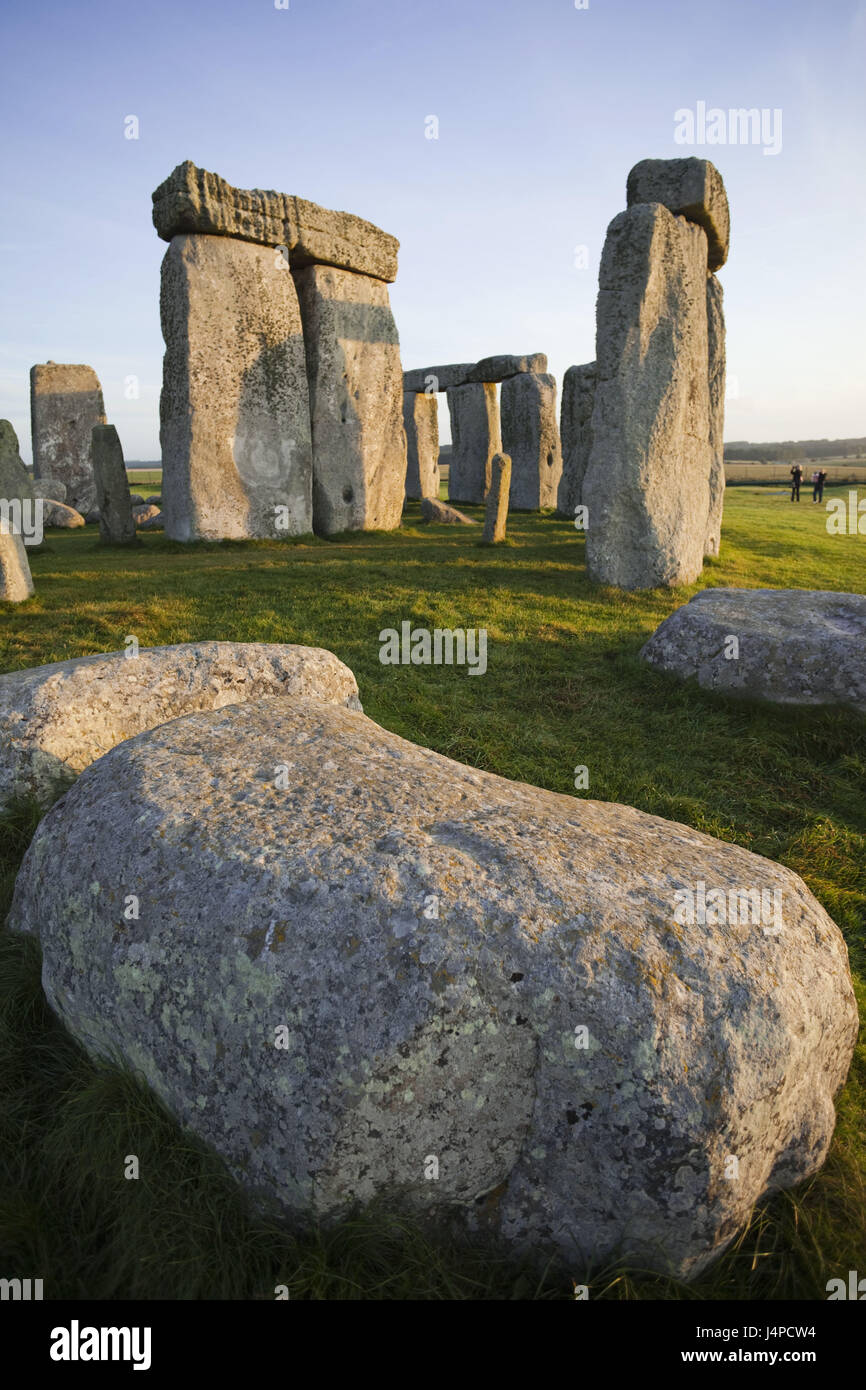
<box><xmin>500</xmin><ymin>372</ymin><xmax>562</xmax><ymax>510</ymax></box>
<box><xmin>705</xmin><ymin>275</ymin><xmax>726</xmax><ymax>557</ymax></box>
<box><xmin>153</xmin><ymin>161</ymin><xmax>399</xmax><ymax>283</ymax></box>
<box><xmin>31</xmin><ymin>477</ymin><xmax>67</xmax><ymax>502</ymax></box>
<box><xmin>481</xmin><ymin>452</ymin><xmax>511</xmax><ymax>543</ymax></box>
<box><xmin>30</xmin><ymin>363</ymin><xmax>106</xmax><ymax>513</ymax></box>
<box><xmin>403</xmin><ymin>392</ymin><xmax>440</xmax><ymax>500</ymax></box>
<box><xmin>557</xmin><ymin>363</ymin><xmax>596</xmax><ymax>517</ymax></box>
<box><xmin>402</xmin><ymin>364</ymin><xmax>474</xmax><ymax>393</ymax></box>
<box><xmin>43</xmin><ymin>500</ymin><xmax>85</xmax><ymax>528</ymax></box>
<box><xmin>84</xmin><ymin>511</ymin><xmax>101</xmax><ymax>525</ymax></box>
<box><xmin>133</xmin><ymin>504</ymin><xmax>162</xmax><ymax>526</ymax></box>
<box><xmin>419</xmin><ymin>497</ymin><xmax>476</xmax><ymax>524</ymax></box>
<box><xmin>160</xmin><ymin>234</ymin><xmax>313</xmax><ymax>542</ymax></box>
<box><xmin>446</xmin><ymin>382</ymin><xmax>501</xmax><ymax>504</ymax></box>
<box><xmin>293</xmin><ymin>264</ymin><xmax>406</xmax><ymax>535</ymax></box>
<box><xmin>148</xmin><ymin>495</ymin><xmax>162</xmax><ymax>508</ymax></box>
<box><xmin>137</xmin><ymin>510</ymin><xmax>165</xmax><ymax>531</ymax></box>
<box><xmin>128</xmin><ymin>493</ymin><xmax>146</xmax><ymax>506</ymax></box>
<box><xmin>583</xmin><ymin>204</ymin><xmax>712</xmax><ymax>589</ymax></box>
<box><xmin>0</xmin><ymin>641</ymin><xmax>361</xmax><ymax>810</ymax></box>
<box><xmin>627</xmin><ymin>157</ymin><xmax>730</xmax><ymax>271</ymax></box>
<box><xmin>641</xmin><ymin>589</ymin><xmax>866</xmax><ymax>712</ymax></box>
<box><xmin>91</xmin><ymin>426</ymin><xmax>136</xmax><ymax>546</ymax></box>
<box><xmin>0</xmin><ymin>531</ymin><xmax>34</xmax><ymax>602</ymax></box>
<box><xmin>0</xmin><ymin>421</ymin><xmax>36</xmax><ymax>504</ymax></box>
<box><xmin>8</xmin><ymin>697</ymin><xmax>857</xmax><ymax>1280</ymax></box>
<box><xmin>466</xmin><ymin>353</ymin><xmax>548</xmax><ymax>384</ymax></box>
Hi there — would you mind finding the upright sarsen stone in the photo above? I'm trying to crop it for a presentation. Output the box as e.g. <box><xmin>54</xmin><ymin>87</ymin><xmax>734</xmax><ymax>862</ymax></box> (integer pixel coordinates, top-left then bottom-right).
<box><xmin>293</xmin><ymin>264</ymin><xmax>406</xmax><ymax>535</ymax></box>
<box><xmin>403</xmin><ymin>392</ymin><xmax>440</xmax><ymax>500</ymax></box>
<box><xmin>705</xmin><ymin>274</ymin><xmax>726</xmax><ymax>557</ymax></box>
<box><xmin>0</xmin><ymin>530</ymin><xmax>34</xmax><ymax>602</ymax></box>
<box><xmin>481</xmin><ymin>452</ymin><xmax>511</xmax><ymax>544</ymax></box>
<box><xmin>30</xmin><ymin>363</ymin><xmax>105</xmax><ymax>514</ymax></box>
<box><xmin>0</xmin><ymin>421</ymin><xmax>35</xmax><ymax>505</ymax></box>
<box><xmin>446</xmin><ymin>382</ymin><xmax>501</xmax><ymax>505</ymax></box>
<box><xmin>501</xmin><ymin>372</ymin><xmax>562</xmax><ymax>510</ymax></box>
<box><xmin>557</xmin><ymin>363</ymin><xmax>596</xmax><ymax>518</ymax></box>
<box><xmin>583</xmin><ymin>204</ymin><xmax>711</xmax><ymax>589</ymax></box>
<box><xmin>160</xmin><ymin>234</ymin><xmax>313</xmax><ymax>541</ymax></box>
<box><xmin>91</xmin><ymin>425</ymin><xmax>136</xmax><ymax>546</ymax></box>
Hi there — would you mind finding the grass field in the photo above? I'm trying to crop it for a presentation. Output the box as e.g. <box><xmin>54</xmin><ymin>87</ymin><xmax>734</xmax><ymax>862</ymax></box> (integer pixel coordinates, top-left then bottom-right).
<box><xmin>1</xmin><ymin>485</ymin><xmax>864</xmax><ymax>1299</ymax></box>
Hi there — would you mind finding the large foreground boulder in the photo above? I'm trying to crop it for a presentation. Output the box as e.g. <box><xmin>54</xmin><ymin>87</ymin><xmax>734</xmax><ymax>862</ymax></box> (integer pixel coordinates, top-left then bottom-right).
<box><xmin>9</xmin><ymin>699</ymin><xmax>857</xmax><ymax>1279</ymax></box>
<box><xmin>641</xmin><ymin>589</ymin><xmax>866</xmax><ymax>713</ymax></box>
<box><xmin>0</xmin><ymin>642</ymin><xmax>360</xmax><ymax>809</ymax></box>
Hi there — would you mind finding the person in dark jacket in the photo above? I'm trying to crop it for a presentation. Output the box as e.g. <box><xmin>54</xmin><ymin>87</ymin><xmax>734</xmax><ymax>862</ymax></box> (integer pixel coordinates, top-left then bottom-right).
<box><xmin>816</xmin><ymin>469</ymin><xmax>828</xmax><ymax>503</ymax></box>
<box><xmin>790</xmin><ymin>464</ymin><xmax>803</xmax><ymax>501</ymax></box>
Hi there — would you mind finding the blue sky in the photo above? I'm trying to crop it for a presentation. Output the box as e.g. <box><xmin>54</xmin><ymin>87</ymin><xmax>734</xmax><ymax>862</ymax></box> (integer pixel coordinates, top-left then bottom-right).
<box><xmin>1</xmin><ymin>0</ymin><xmax>863</xmax><ymax>461</ymax></box>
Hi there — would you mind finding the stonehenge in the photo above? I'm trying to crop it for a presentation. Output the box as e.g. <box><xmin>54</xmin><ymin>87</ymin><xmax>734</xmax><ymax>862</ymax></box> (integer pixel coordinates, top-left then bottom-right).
<box><xmin>577</xmin><ymin>157</ymin><xmax>730</xmax><ymax>589</ymax></box>
<box><xmin>91</xmin><ymin>425</ymin><xmax>136</xmax><ymax>545</ymax></box>
<box><xmin>30</xmin><ymin>362</ymin><xmax>106</xmax><ymax>514</ymax></box>
<box><xmin>154</xmin><ymin>161</ymin><xmax>406</xmax><ymax>539</ymax></box>
<box><xmin>402</xmin><ymin>353</ymin><xmax>562</xmax><ymax>509</ymax></box>
<box><xmin>557</xmin><ymin>363</ymin><xmax>596</xmax><ymax>519</ymax></box>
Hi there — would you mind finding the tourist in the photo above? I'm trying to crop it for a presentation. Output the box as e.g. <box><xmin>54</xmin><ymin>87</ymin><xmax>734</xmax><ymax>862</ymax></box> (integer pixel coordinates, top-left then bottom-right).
<box><xmin>817</xmin><ymin>468</ymin><xmax>828</xmax><ymax>503</ymax></box>
<box><xmin>811</xmin><ymin>469</ymin><xmax>821</xmax><ymax>502</ymax></box>
<box><xmin>790</xmin><ymin>463</ymin><xmax>803</xmax><ymax>501</ymax></box>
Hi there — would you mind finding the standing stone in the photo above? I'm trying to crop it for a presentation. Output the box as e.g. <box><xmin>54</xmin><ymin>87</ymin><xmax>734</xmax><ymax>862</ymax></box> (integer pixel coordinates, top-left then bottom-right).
<box><xmin>583</xmin><ymin>204</ymin><xmax>711</xmax><ymax>589</ymax></box>
<box><xmin>500</xmin><ymin>372</ymin><xmax>562</xmax><ymax>510</ymax></box>
<box><xmin>0</xmin><ymin>421</ymin><xmax>36</xmax><ymax>504</ymax></box>
<box><xmin>0</xmin><ymin>530</ymin><xmax>34</xmax><ymax>602</ymax></box>
<box><xmin>30</xmin><ymin>363</ymin><xmax>105</xmax><ymax>514</ymax></box>
<box><xmin>481</xmin><ymin>453</ymin><xmax>511</xmax><ymax>544</ymax></box>
<box><xmin>160</xmin><ymin>234</ymin><xmax>313</xmax><ymax>542</ymax></box>
<box><xmin>446</xmin><ymin>382</ymin><xmax>501</xmax><ymax>505</ymax></box>
<box><xmin>557</xmin><ymin>363</ymin><xmax>596</xmax><ymax>518</ymax></box>
<box><xmin>403</xmin><ymin>392</ymin><xmax>440</xmax><ymax>500</ymax></box>
<box><xmin>31</xmin><ymin>478</ymin><xmax>67</xmax><ymax>502</ymax></box>
<box><xmin>91</xmin><ymin>426</ymin><xmax>136</xmax><ymax>546</ymax></box>
<box><xmin>293</xmin><ymin>265</ymin><xmax>406</xmax><ymax>535</ymax></box>
<box><xmin>705</xmin><ymin>274</ymin><xmax>726</xmax><ymax>557</ymax></box>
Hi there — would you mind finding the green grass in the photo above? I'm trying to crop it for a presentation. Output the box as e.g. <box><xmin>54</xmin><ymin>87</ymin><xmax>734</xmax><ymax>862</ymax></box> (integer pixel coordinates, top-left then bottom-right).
<box><xmin>1</xmin><ymin>485</ymin><xmax>864</xmax><ymax>1299</ymax></box>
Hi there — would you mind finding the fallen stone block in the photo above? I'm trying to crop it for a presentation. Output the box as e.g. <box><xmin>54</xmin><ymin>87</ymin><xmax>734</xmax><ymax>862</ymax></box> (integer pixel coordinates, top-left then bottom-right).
<box><xmin>43</xmin><ymin>501</ymin><xmax>85</xmax><ymax>528</ymax></box>
<box><xmin>9</xmin><ymin>697</ymin><xmax>857</xmax><ymax>1279</ymax></box>
<box><xmin>641</xmin><ymin>589</ymin><xmax>866</xmax><ymax>712</ymax></box>
<box><xmin>0</xmin><ymin>641</ymin><xmax>361</xmax><ymax>809</ymax></box>
<box><xmin>420</xmin><ymin>497</ymin><xmax>475</xmax><ymax>524</ymax></box>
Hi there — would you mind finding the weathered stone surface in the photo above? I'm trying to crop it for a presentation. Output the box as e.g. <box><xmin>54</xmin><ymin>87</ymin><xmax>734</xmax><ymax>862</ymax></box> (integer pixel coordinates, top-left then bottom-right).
<box><xmin>84</xmin><ymin>510</ymin><xmax>101</xmax><ymax>525</ymax></box>
<box><xmin>419</xmin><ymin>497</ymin><xmax>475</xmax><ymax>525</ymax></box>
<box><xmin>557</xmin><ymin>363</ymin><xmax>596</xmax><ymax>518</ymax></box>
<box><xmin>583</xmin><ymin>204</ymin><xmax>711</xmax><ymax>589</ymax></box>
<box><xmin>160</xmin><ymin>234</ymin><xmax>313</xmax><ymax>542</ymax></box>
<box><xmin>403</xmin><ymin>392</ymin><xmax>440</xmax><ymax>500</ymax></box>
<box><xmin>31</xmin><ymin>477</ymin><xmax>67</xmax><ymax>502</ymax></box>
<box><xmin>128</xmin><ymin>493</ymin><xmax>146</xmax><ymax>506</ymax></box>
<box><xmin>0</xmin><ymin>530</ymin><xmax>34</xmax><ymax>602</ymax></box>
<box><xmin>641</xmin><ymin>589</ymin><xmax>866</xmax><ymax>712</ymax></box>
<box><xmin>152</xmin><ymin>161</ymin><xmax>399</xmax><ymax>282</ymax></box>
<box><xmin>43</xmin><ymin>500</ymin><xmax>85</xmax><ymax>528</ymax></box>
<box><xmin>133</xmin><ymin>504</ymin><xmax>162</xmax><ymax>526</ymax></box>
<box><xmin>705</xmin><ymin>275</ymin><xmax>726</xmax><ymax>557</ymax></box>
<box><xmin>294</xmin><ymin>264</ymin><xmax>405</xmax><ymax>535</ymax></box>
<box><xmin>0</xmin><ymin>421</ymin><xmax>35</xmax><ymax>504</ymax></box>
<box><xmin>481</xmin><ymin>452</ymin><xmax>511</xmax><ymax>543</ymax></box>
<box><xmin>30</xmin><ymin>363</ymin><xmax>105</xmax><ymax>513</ymax></box>
<box><xmin>148</xmin><ymin>495</ymin><xmax>163</xmax><ymax>508</ymax></box>
<box><xmin>0</xmin><ymin>642</ymin><xmax>361</xmax><ymax>810</ymax></box>
<box><xmin>446</xmin><ymin>382</ymin><xmax>501</xmax><ymax>505</ymax></box>
<box><xmin>466</xmin><ymin>353</ymin><xmax>548</xmax><ymax>384</ymax></box>
<box><xmin>91</xmin><ymin>425</ymin><xmax>136</xmax><ymax>546</ymax></box>
<box><xmin>500</xmin><ymin>372</ymin><xmax>562</xmax><ymax>510</ymax></box>
<box><xmin>137</xmin><ymin>510</ymin><xmax>165</xmax><ymax>531</ymax></box>
<box><xmin>402</xmin><ymin>364</ymin><xmax>474</xmax><ymax>393</ymax></box>
<box><xmin>9</xmin><ymin>698</ymin><xmax>857</xmax><ymax>1279</ymax></box>
<box><xmin>627</xmin><ymin>157</ymin><xmax>730</xmax><ymax>271</ymax></box>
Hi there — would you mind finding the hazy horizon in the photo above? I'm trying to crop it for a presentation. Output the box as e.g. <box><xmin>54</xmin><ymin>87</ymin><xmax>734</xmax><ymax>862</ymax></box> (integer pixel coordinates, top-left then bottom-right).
<box><xmin>2</xmin><ymin>0</ymin><xmax>864</xmax><ymax>463</ymax></box>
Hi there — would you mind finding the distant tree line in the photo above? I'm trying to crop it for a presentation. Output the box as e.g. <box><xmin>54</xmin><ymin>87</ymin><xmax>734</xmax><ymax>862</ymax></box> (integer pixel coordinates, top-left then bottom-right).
<box><xmin>724</xmin><ymin>438</ymin><xmax>866</xmax><ymax>463</ymax></box>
